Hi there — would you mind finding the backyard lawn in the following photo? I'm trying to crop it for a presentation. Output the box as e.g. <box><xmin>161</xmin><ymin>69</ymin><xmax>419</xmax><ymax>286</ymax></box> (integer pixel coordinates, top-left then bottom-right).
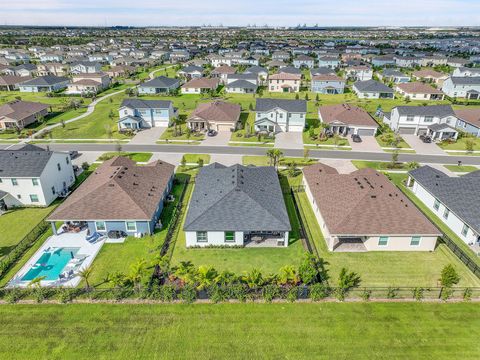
<box><xmin>0</xmin><ymin>205</ymin><xmax>57</xmax><ymax>259</ymax></box>
<box><xmin>0</xmin><ymin>303</ymin><xmax>478</xmax><ymax>359</ymax></box>
<box><xmin>169</xmin><ymin>174</ymin><xmax>308</xmax><ymax>274</ymax></box>
<box><xmin>443</xmin><ymin>164</ymin><xmax>478</xmax><ymax>173</ymax></box>
<box><xmin>87</xmin><ymin>175</ymin><xmax>189</xmax><ymax>287</ymax></box>
<box><xmin>96</xmin><ymin>151</ymin><xmax>153</xmax><ymax>163</ymax></box>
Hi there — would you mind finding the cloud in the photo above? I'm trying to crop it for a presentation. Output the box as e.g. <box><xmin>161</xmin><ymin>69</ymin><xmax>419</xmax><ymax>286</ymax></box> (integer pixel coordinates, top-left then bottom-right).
<box><xmin>2</xmin><ymin>1</ymin><xmax>480</xmax><ymax>26</ymax></box>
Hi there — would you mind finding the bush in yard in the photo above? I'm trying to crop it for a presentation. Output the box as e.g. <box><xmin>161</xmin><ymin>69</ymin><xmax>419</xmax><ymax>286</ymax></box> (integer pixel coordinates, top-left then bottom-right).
<box><xmin>262</xmin><ymin>284</ymin><xmax>281</xmax><ymax>303</ymax></box>
<box><xmin>208</xmin><ymin>285</ymin><xmax>229</xmax><ymax>303</ymax></box>
<box><xmin>465</xmin><ymin>138</ymin><xmax>475</xmax><ymax>152</ymax></box>
<box><xmin>440</xmin><ymin>264</ymin><xmax>460</xmax><ymax>288</ymax></box>
<box><xmin>298</xmin><ymin>253</ymin><xmax>329</xmax><ymax>285</ymax></box>
<box><xmin>228</xmin><ymin>283</ymin><xmax>248</xmax><ymax>302</ymax></box>
<box><xmin>309</xmin><ymin>127</ymin><xmax>315</xmax><ymax>140</ymax></box>
<box><xmin>286</xmin><ymin>286</ymin><xmax>299</xmax><ymax>303</ymax></box>
<box><xmin>4</xmin><ymin>288</ymin><xmax>23</xmax><ymax>304</ymax></box>
<box><xmin>336</xmin><ymin>267</ymin><xmax>361</xmax><ymax>301</ymax></box>
<box><xmin>309</xmin><ymin>283</ymin><xmax>330</xmax><ymax>301</ymax></box>
<box><xmin>57</xmin><ymin>288</ymin><xmax>79</xmax><ymax>303</ymax></box>
<box><xmin>412</xmin><ymin>287</ymin><xmax>425</xmax><ymax>301</ymax></box>
<box><xmin>386</xmin><ymin>287</ymin><xmax>399</xmax><ymax>299</ymax></box>
<box><xmin>180</xmin><ymin>284</ymin><xmax>197</xmax><ymax>303</ymax></box>
<box><xmin>81</xmin><ymin>162</ymin><xmax>90</xmax><ymax>170</ymax></box>
<box><xmin>158</xmin><ymin>284</ymin><xmax>177</xmax><ymax>302</ymax></box>
<box><xmin>361</xmin><ymin>288</ymin><xmax>371</xmax><ymax>301</ymax></box>
<box><xmin>463</xmin><ymin>288</ymin><xmax>472</xmax><ymax>301</ymax></box>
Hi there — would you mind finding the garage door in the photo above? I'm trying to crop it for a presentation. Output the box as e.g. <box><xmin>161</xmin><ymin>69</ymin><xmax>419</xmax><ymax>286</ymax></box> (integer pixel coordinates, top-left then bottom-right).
<box><xmin>216</xmin><ymin>124</ymin><xmax>233</xmax><ymax>131</ymax></box>
<box><xmin>398</xmin><ymin>127</ymin><xmax>416</xmax><ymax>135</ymax></box>
<box><xmin>417</xmin><ymin>128</ymin><xmax>428</xmax><ymax>136</ymax></box>
<box><xmin>357</xmin><ymin>128</ymin><xmax>376</xmax><ymax>136</ymax></box>
<box><xmin>287</xmin><ymin>125</ymin><xmax>304</xmax><ymax>132</ymax></box>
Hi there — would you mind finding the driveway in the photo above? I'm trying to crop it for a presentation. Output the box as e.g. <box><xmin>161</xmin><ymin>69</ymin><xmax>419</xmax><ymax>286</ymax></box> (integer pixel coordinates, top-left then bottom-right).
<box><xmin>349</xmin><ymin>136</ymin><xmax>383</xmax><ymax>153</ymax></box>
<box><xmin>317</xmin><ymin>159</ymin><xmax>357</xmax><ymax>174</ymax></box>
<box><xmin>274</xmin><ymin>132</ymin><xmax>304</xmax><ymax>149</ymax></box>
<box><xmin>200</xmin><ymin>131</ymin><xmax>231</xmax><ymax>146</ymax></box>
<box><xmin>130</xmin><ymin>127</ymin><xmax>167</xmax><ymax>145</ymax></box>
<box><xmin>402</xmin><ymin>135</ymin><xmax>446</xmax><ymax>155</ymax></box>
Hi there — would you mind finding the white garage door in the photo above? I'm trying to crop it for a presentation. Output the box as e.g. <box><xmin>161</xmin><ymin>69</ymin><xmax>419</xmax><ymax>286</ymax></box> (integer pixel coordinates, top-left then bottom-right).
<box><xmin>398</xmin><ymin>127</ymin><xmax>416</xmax><ymax>135</ymax></box>
<box><xmin>287</xmin><ymin>125</ymin><xmax>305</xmax><ymax>132</ymax></box>
<box><xmin>357</xmin><ymin>128</ymin><xmax>376</xmax><ymax>136</ymax></box>
<box><xmin>154</xmin><ymin>120</ymin><xmax>169</xmax><ymax>127</ymax></box>
<box><xmin>217</xmin><ymin>124</ymin><xmax>233</xmax><ymax>131</ymax></box>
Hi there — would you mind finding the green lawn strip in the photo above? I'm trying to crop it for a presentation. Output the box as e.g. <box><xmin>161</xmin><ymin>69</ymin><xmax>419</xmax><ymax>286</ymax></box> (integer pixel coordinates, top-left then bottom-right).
<box><xmin>170</xmin><ymin>173</ymin><xmax>308</xmax><ymax>274</ymax></box>
<box><xmin>159</xmin><ymin>124</ymin><xmax>205</xmax><ymax>141</ymax></box>
<box><xmin>87</xmin><ymin>177</ymin><xmax>188</xmax><ymax>287</ymax></box>
<box><xmin>443</xmin><ymin>164</ymin><xmax>478</xmax><ymax>173</ymax></box>
<box><xmin>0</xmin><ymin>303</ymin><xmax>479</xmax><ymax>359</ymax></box>
<box><xmin>296</xmin><ymin>189</ymin><xmax>480</xmax><ymax>287</ymax></box>
<box><xmin>96</xmin><ymin>152</ymin><xmax>153</xmax><ymax>163</ymax></box>
<box><xmin>229</xmin><ymin>142</ymin><xmax>274</xmax><ymax>147</ymax></box>
<box><xmin>351</xmin><ymin>160</ymin><xmax>411</xmax><ymax>171</ymax></box>
<box><xmin>383</xmin><ymin>149</ymin><xmax>416</xmax><ymax>154</ymax></box>
<box><xmin>0</xmin><ymin>205</ymin><xmax>57</xmax><ymax>260</ymax></box>
<box><xmin>242</xmin><ymin>155</ymin><xmax>317</xmax><ymax>167</ymax></box>
<box><xmin>437</xmin><ymin>137</ymin><xmax>480</xmax><ymax>151</ymax></box>
<box><xmin>181</xmin><ymin>154</ymin><xmax>210</xmax><ymax>164</ymax></box>
<box><xmin>229</xmin><ymin>112</ymin><xmax>275</xmax><ymax>144</ymax></box>
<box><xmin>156</xmin><ymin>140</ymin><xmax>201</xmax><ymax>145</ymax></box>
<box><xmin>302</xmin><ymin>128</ymin><xmax>350</xmax><ymax>147</ymax></box>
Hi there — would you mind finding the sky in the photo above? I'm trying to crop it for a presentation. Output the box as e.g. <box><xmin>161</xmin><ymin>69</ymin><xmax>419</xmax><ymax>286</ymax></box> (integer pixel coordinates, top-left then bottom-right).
<box><xmin>2</xmin><ymin>0</ymin><xmax>480</xmax><ymax>27</ymax></box>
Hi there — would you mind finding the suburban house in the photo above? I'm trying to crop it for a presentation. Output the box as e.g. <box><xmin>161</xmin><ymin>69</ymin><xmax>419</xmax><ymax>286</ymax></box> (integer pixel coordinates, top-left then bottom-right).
<box><xmin>311</xmin><ymin>67</ymin><xmax>336</xmax><ymax>76</ymax></box>
<box><xmin>371</xmin><ymin>55</ymin><xmax>396</xmax><ymax>67</ymax></box>
<box><xmin>177</xmin><ymin>65</ymin><xmax>203</xmax><ymax>80</ymax></box>
<box><xmin>138</xmin><ymin>76</ymin><xmax>180</xmax><ymax>95</ymax></box>
<box><xmin>272</xmin><ymin>51</ymin><xmax>290</xmax><ymax>61</ymax></box>
<box><xmin>105</xmin><ymin>65</ymin><xmax>135</xmax><ymax>78</ymax></box>
<box><xmin>407</xmin><ymin>166</ymin><xmax>480</xmax><ymax>246</ymax></box>
<box><xmin>181</xmin><ymin>78</ymin><xmax>219</xmax><ymax>94</ymax></box>
<box><xmin>442</xmin><ymin>77</ymin><xmax>480</xmax><ymax>99</ymax></box>
<box><xmin>36</xmin><ymin>63</ymin><xmax>68</xmax><ymax>77</ymax></box>
<box><xmin>0</xmin><ymin>75</ymin><xmax>32</xmax><ymax>91</ymax></box>
<box><xmin>70</xmin><ymin>61</ymin><xmax>102</xmax><ymax>74</ymax></box>
<box><xmin>225</xmin><ymin>73</ymin><xmax>258</xmax><ymax>94</ymax></box>
<box><xmin>47</xmin><ymin>156</ymin><xmax>174</xmax><ymax>237</ymax></box>
<box><xmin>66</xmin><ymin>73</ymin><xmax>111</xmax><ymax>95</ymax></box>
<box><xmin>0</xmin><ymin>145</ymin><xmax>75</xmax><ymax>209</ymax></box>
<box><xmin>345</xmin><ymin>65</ymin><xmax>373</xmax><ymax>81</ymax></box>
<box><xmin>378</xmin><ymin>69</ymin><xmax>410</xmax><ymax>84</ymax></box>
<box><xmin>186</xmin><ymin>100</ymin><xmax>241</xmax><ymax>132</ymax></box>
<box><xmin>317</xmin><ymin>56</ymin><xmax>340</xmax><ymax>69</ymax></box>
<box><xmin>395</xmin><ymin>56</ymin><xmax>419</xmax><ymax>68</ymax></box>
<box><xmin>2</xmin><ymin>63</ymin><xmax>37</xmax><ymax>77</ymax></box>
<box><xmin>18</xmin><ymin>75</ymin><xmax>70</xmax><ymax>93</ymax></box>
<box><xmin>293</xmin><ymin>55</ymin><xmax>315</xmax><ymax>69</ymax></box>
<box><xmin>244</xmin><ymin>66</ymin><xmax>268</xmax><ymax>85</ymax></box>
<box><xmin>311</xmin><ymin>75</ymin><xmax>345</xmax><ymax>94</ymax></box>
<box><xmin>118</xmin><ymin>99</ymin><xmax>176</xmax><ymax>130</ymax></box>
<box><xmin>183</xmin><ymin>163</ymin><xmax>291</xmax><ymax>247</ymax></box>
<box><xmin>384</xmin><ymin>105</ymin><xmax>459</xmax><ymax>139</ymax></box>
<box><xmin>302</xmin><ymin>163</ymin><xmax>441</xmax><ymax>252</ymax></box>
<box><xmin>318</xmin><ymin>104</ymin><xmax>378</xmax><ymax>136</ymax></box>
<box><xmin>211</xmin><ymin>65</ymin><xmax>236</xmax><ymax>85</ymax></box>
<box><xmin>352</xmin><ymin>79</ymin><xmax>394</xmax><ymax>99</ymax></box>
<box><xmin>255</xmin><ymin>98</ymin><xmax>306</xmax><ymax>132</ymax></box>
<box><xmin>452</xmin><ymin>67</ymin><xmax>480</xmax><ymax>78</ymax></box>
<box><xmin>268</xmin><ymin>72</ymin><xmax>301</xmax><ymax>93</ymax></box>
<box><xmin>279</xmin><ymin>66</ymin><xmax>302</xmax><ymax>75</ymax></box>
<box><xmin>412</xmin><ymin>69</ymin><xmax>449</xmax><ymax>86</ymax></box>
<box><xmin>395</xmin><ymin>82</ymin><xmax>445</xmax><ymax>100</ymax></box>
<box><xmin>0</xmin><ymin>100</ymin><xmax>49</xmax><ymax>130</ymax></box>
<box><xmin>453</xmin><ymin>108</ymin><xmax>480</xmax><ymax>137</ymax></box>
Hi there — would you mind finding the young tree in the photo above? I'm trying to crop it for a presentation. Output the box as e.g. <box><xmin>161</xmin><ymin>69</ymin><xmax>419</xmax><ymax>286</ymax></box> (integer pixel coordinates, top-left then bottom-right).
<box><xmin>336</xmin><ymin>267</ymin><xmax>361</xmax><ymax>301</ymax></box>
<box><xmin>195</xmin><ymin>265</ymin><xmax>218</xmax><ymax>290</ymax></box>
<box><xmin>303</xmin><ymin>148</ymin><xmax>310</xmax><ymax>161</ymax></box>
<box><xmin>277</xmin><ymin>265</ymin><xmax>300</xmax><ymax>285</ymax></box>
<box><xmin>287</xmin><ymin>161</ymin><xmax>297</xmax><ymax>177</ymax></box>
<box><xmin>440</xmin><ymin>264</ymin><xmax>460</xmax><ymax>288</ymax></box>
<box><xmin>78</xmin><ymin>267</ymin><xmax>93</xmax><ymax>289</ymax></box>
<box><xmin>465</xmin><ymin>138</ymin><xmax>475</xmax><ymax>153</ymax></box>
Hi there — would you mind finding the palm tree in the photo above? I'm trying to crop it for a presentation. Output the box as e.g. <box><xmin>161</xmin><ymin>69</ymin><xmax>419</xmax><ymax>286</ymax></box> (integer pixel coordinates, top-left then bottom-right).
<box><xmin>337</xmin><ymin>267</ymin><xmax>361</xmax><ymax>300</ymax></box>
<box><xmin>78</xmin><ymin>267</ymin><xmax>93</xmax><ymax>289</ymax></box>
<box><xmin>278</xmin><ymin>265</ymin><xmax>299</xmax><ymax>285</ymax></box>
<box><xmin>28</xmin><ymin>276</ymin><xmax>46</xmax><ymax>289</ymax></box>
<box><xmin>129</xmin><ymin>259</ymin><xmax>147</xmax><ymax>291</ymax></box>
<box><xmin>215</xmin><ymin>270</ymin><xmax>237</xmax><ymax>286</ymax></box>
<box><xmin>173</xmin><ymin>261</ymin><xmax>196</xmax><ymax>285</ymax></box>
<box><xmin>242</xmin><ymin>268</ymin><xmax>264</xmax><ymax>289</ymax></box>
<box><xmin>195</xmin><ymin>265</ymin><xmax>218</xmax><ymax>290</ymax></box>
<box><xmin>266</xmin><ymin>149</ymin><xmax>283</xmax><ymax>169</ymax></box>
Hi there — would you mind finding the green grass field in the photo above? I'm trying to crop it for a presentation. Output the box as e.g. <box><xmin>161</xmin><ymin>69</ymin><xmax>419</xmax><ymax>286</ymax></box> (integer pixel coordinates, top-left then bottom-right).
<box><xmin>437</xmin><ymin>138</ymin><xmax>480</xmax><ymax>151</ymax></box>
<box><xmin>242</xmin><ymin>155</ymin><xmax>317</xmax><ymax>167</ymax></box>
<box><xmin>96</xmin><ymin>152</ymin><xmax>153</xmax><ymax>163</ymax></box>
<box><xmin>0</xmin><ymin>303</ymin><xmax>478</xmax><ymax>359</ymax></box>
<box><xmin>0</xmin><ymin>205</ymin><xmax>56</xmax><ymax>259</ymax></box>
<box><xmin>182</xmin><ymin>154</ymin><xmax>211</xmax><ymax>164</ymax></box>
<box><xmin>443</xmin><ymin>164</ymin><xmax>478</xmax><ymax>173</ymax></box>
<box><xmin>351</xmin><ymin>160</ymin><xmax>411</xmax><ymax>171</ymax></box>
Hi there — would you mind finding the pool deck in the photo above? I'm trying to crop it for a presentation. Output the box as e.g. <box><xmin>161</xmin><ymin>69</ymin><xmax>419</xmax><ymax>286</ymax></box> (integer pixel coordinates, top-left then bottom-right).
<box><xmin>8</xmin><ymin>230</ymin><xmax>105</xmax><ymax>288</ymax></box>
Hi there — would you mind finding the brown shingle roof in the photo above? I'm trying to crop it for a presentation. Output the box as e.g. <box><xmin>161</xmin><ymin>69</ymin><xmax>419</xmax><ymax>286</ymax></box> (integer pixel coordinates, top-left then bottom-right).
<box><xmin>181</xmin><ymin>77</ymin><xmax>219</xmax><ymax>89</ymax></box>
<box><xmin>0</xmin><ymin>75</ymin><xmax>32</xmax><ymax>86</ymax></box>
<box><xmin>269</xmin><ymin>72</ymin><xmax>301</xmax><ymax>80</ymax></box>
<box><xmin>318</xmin><ymin>104</ymin><xmax>378</xmax><ymax>127</ymax></box>
<box><xmin>188</xmin><ymin>101</ymin><xmax>240</xmax><ymax>124</ymax></box>
<box><xmin>211</xmin><ymin>65</ymin><xmax>236</xmax><ymax>75</ymax></box>
<box><xmin>412</xmin><ymin>69</ymin><xmax>447</xmax><ymax>79</ymax></box>
<box><xmin>396</xmin><ymin>82</ymin><xmax>444</xmax><ymax>94</ymax></box>
<box><xmin>48</xmin><ymin>156</ymin><xmax>174</xmax><ymax>221</ymax></box>
<box><xmin>454</xmin><ymin>108</ymin><xmax>480</xmax><ymax>128</ymax></box>
<box><xmin>303</xmin><ymin>164</ymin><xmax>441</xmax><ymax>236</ymax></box>
<box><xmin>311</xmin><ymin>74</ymin><xmax>344</xmax><ymax>82</ymax></box>
<box><xmin>0</xmin><ymin>100</ymin><xmax>48</xmax><ymax>121</ymax></box>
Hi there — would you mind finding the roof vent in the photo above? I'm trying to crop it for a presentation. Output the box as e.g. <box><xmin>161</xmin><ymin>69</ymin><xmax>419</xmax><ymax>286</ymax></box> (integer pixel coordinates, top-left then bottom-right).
<box><xmin>371</xmin><ymin>195</ymin><xmax>376</xmax><ymax>199</ymax></box>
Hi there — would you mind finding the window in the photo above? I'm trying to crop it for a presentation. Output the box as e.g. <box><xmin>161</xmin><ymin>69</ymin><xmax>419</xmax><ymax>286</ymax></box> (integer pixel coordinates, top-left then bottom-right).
<box><xmin>11</xmin><ymin>178</ymin><xmax>18</xmax><ymax>186</ymax></box>
<box><xmin>225</xmin><ymin>231</ymin><xmax>235</xmax><ymax>242</ymax></box>
<box><xmin>443</xmin><ymin>208</ymin><xmax>450</xmax><ymax>220</ymax></box>
<box><xmin>32</xmin><ymin>178</ymin><xmax>39</xmax><ymax>186</ymax></box>
<box><xmin>433</xmin><ymin>199</ymin><xmax>440</xmax><ymax>211</ymax></box>
<box><xmin>410</xmin><ymin>236</ymin><xmax>421</xmax><ymax>246</ymax></box>
<box><xmin>0</xmin><ymin>178</ymin><xmax>2</xmax><ymax>183</ymax></box>
<box><xmin>424</xmin><ymin>116</ymin><xmax>433</xmax><ymax>123</ymax></box>
<box><xmin>51</xmin><ymin>186</ymin><xmax>56</xmax><ymax>195</ymax></box>
<box><xmin>461</xmin><ymin>224</ymin><xmax>469</xmax><ymax>237</ymax></box>
<box><xmin>57</xmin><ymin>163</ymin><xmax>61</xmax><ymax>171</ymax></box>
<box><xmin>126</xmin><ymin>221</ymin><xmax>137</xmax><ymax>232</ymax></box>
<box><xmin>196</xmin><ymin>231</ymin><xmax>208</xmax><ymax>243</ymax></box>
<box><xmin>29</xmin><ymin>194</ymin><xmax>39</xmax><ymax>203</ymax></box>
<box><xmin>406</xmin><ymin>115</ymin><xmax>414</xmax><ymax>122</ymax></box>
<box><xmin>66</xmin><ymin>157</ymin><xmax>69</xmax><ymax>164</ymax></box>
<box><xmin>95</xmin><ymin>221</ymin><xmax>106</xmax><ymax>231</ymax></box>
<box><xmin>17</xmin><ymin>194</ymin><xmax>21</xmax><ymax>199</ymax></box>
<box><xmin>378</xmin><ymin>236</ymin><xmax>389</xmax><ymax>246</ymax></box>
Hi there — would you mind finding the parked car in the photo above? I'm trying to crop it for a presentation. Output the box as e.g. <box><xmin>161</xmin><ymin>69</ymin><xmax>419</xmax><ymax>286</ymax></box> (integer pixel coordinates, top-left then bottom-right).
<box><xmin>352</xmin><ymin>134</ymin><xmax>362</xmax><ymax>143</ymax></box>
<box><xmin>207</xmin><ymin>129</ymin><xmax>217</xmax><ymax>137</ymax></box>
<box><xmin>421</xmin><ymin>135</ymin><xmax>432</xmax><ymax>143</ymax></box>
<box><xmin>69</xmin><ymin>150</ymin><xmax>79</xmax><ymax>159</ymax></box>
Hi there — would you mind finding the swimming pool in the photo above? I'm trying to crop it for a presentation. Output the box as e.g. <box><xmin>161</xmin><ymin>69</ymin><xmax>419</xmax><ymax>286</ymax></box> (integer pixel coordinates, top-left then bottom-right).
<box><xmin>21</xmin><ymin>247</ymin><xmax>80</xmax><ymax>282</ymax></box>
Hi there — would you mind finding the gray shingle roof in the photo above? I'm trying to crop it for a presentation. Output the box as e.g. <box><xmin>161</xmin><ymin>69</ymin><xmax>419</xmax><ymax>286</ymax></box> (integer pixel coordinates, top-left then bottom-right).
<box><xmin>180</xmin><ymin>65</ymin><xmax>203</xmax><ymax>73</ymax></box>
<box><xmin>0</xmin><ymin>147</ymin><xmax>52</xmax><ymax>177</ymax></box>
<box><xmin>244</xmin><ymin>66</ymin><xmax>267</xmax><ymax>74</ymax></box>
<box><xmin>256</xmin><ymin>98</ymin><xmax>307</xmax><ymax>113</ymax></box>
<box><xmin>184</xmin><ymin>164</ymin><xmax>291</xmax><ymax>232</ymax></box>
<box><xmin>227</xmin><ymin>73</ymin><xmax>257</xmax><ymax>81</ymax></box>
<box><xmin>226</xmin><ymin>80</ymin><xmax>258</xmax><ymax>89</ymax></box>
<box><xmin>427</xmin><ymin>123</ymin><xmax>457</xmax><ymax>132</ymax></box>
<box><xmin>19</xmin><ymin>75</ymin><xmax>69</xmax><ymax>86</ymax></box>
<box><xmin>279</xmin><ymin>66</ymin><xmax>301</xmax><ymax>75</ymax></box>
<box><xmin>353</xmin><ymin>79</ymin><xmax>393</xmax><ymax>93</ymax></box>
<box><xmin>409</xmin><ymin>166</ymin><xmax>480</xmax><ymax>233</ymax></box>
<box><xmin>120</xmin><ymin>98</ymin><xmax>172</xmax><ymax>109</ymax></box>
<box><xmin>449</xmin><ymin>77</ymin><xmax>480</xmax><ymax>85</ymax></box>
<box><xmin>140</xmin><ymin>76</ymin><xmax>179</xmax><ymax>88</ymax></box>
<box><xmin>395</xmin><ymin>105</ymin><xmax>455</xmax><ymax>117</ymax></box>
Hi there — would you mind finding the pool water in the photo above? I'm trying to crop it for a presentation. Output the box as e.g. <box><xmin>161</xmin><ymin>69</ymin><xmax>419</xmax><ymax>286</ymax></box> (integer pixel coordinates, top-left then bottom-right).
<box><xmin>21</xmin><ymin>247</ymin><xmax>80</xmax><ymax>281</ymax></box>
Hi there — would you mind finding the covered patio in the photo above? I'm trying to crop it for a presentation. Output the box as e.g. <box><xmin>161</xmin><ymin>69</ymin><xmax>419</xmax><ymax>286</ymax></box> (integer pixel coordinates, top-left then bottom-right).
<box><xmin>332</xmin><ymin>237</ymin><xmax>368</xmax><ymax>252</ymax></box>
<box><xmin>427</xmin><ymin>123</ymin><xmax>459</xmax><ymax>141</ymax></box>
<box><xmin>244</xmin><ymin>231</ymin><xmax>288</xmax><ymax>247</ymax></box>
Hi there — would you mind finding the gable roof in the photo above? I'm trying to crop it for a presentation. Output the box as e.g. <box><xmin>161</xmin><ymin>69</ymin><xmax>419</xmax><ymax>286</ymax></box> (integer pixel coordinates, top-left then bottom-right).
<box><xmin>244</xmin><ymin>65</ymin><xmax>267</xmax><ymax>74</ymax></box>
<box><xmin>395</xmin><ymin>105</ymin><xmax>455</xmax><ymax>117</ymax></box>
<box><xmin>48</xmin><ymin>157</ymin><xmax>174</xmax><ymax>221</ymax></box>
<box><xmin>179</xmin><ymin>65</ymin><xmax>203</xmax><ymax>73</ymax></box>
<box><xmin>181</xmin><ymin>77</ymin><xmax>219</xmax><ymax>89</ymax></box>
<box><xmin>311</xmin><ymin>67</ymin><xmax>336</xmax><ymax>76</ymax></box>
<box><xmin>396</xmin><ymin>82</ymin><xmax>444</xmax><ymax>94</ymax></box>
<box><xmin>303</xmin><ymin>164</ymin><xmax>440</xmax><ymax>236</ymax></box>
<box><xmin>278</xmin><ymin>66</ymin><xmax>301</xmax><ymax>75</ymax></box>
<box><xmin>227</xmin><ymin>73</ymin><xmax>257</xmax><ymax>81</ymax></box>
<box><xmin>412</xmin><ymin>69</ymin><xmax>447</xmax><ymax>79</ymax></box>
<box><xmin>183</xmin><ymin>164</ymin><xmax>291</xmax><ymax>232</ymax></box>
<box><xmin>255</xmin><ymin>98</ymin><xmax>306</xmax><ymax>113</ymax></box>
<box><xmin>269</xmin><ymin>72</ymin><xmax>301</xmax><ymax>80</ymax></box>
<box><xmin>353</xmin><ymin>80</ymin><xmax>393</xmax><ymax>93</ymax></box>
<box><xmin>140</xmin><ymin>76</ymin><xmax>179</xmax><ymax>88</ymax></box>
<box><xmin>454</xmin><ymin>108</ymin><xmax>480</xmax><ymax>128</ymax></box>
<box><xmin>0</xmin><ymin>75</ymin><xmax>33</xmax><ymax>86</ymax></box>
<box><xmin>312</xmin><ymin>74</ymin><xmax>344</xmax><ymax>82</ymax></box>
<box><xmin>319</xmin><ymin>104</ymin><xmax>378</xmax><ymax>127</ymax></box>
<box><xmin>0</xmin><ymin>100</ymin><xmax>49</xmax><ymax>121</ymax></box>
<box><xmin>188</xmin><ymin>101</ymin><xmax>241</xmax><ymax>124</ymax></box>
<box><xmin>449</xmin><ymin>76</ymin><xmax>480</xmax><ymax>85</ymax></box>
<box><xmin>409</xmin><ymin>166</ymin><xmax>480</xmax><ymax>233</ymax></box>
<box><xmin>120</xmin><ymin>98</ymin><xmax>172</xmax><ymax>109</ymax></box>
<box><xmin>226</xmin><ymin>79</ymin><xmax>258</xmax><ymax>89</ymax></box>
<box><xmin>19</xmin><ymin>75</ymin><xmax>69</xmax><ymax>86</ymax></box>
<box><xmin>211</xmin><ymin>65</ymin><xmax>236</xmax><ymax>74</ymax></box>
<box><xmin>0</xmin><ymin>146</ymin><xmax>53</xmax><ymax>177</ymax></box>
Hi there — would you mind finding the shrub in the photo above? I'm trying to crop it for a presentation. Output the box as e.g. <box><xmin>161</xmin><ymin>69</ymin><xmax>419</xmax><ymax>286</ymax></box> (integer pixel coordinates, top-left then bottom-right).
<box><xmin>262</xmin><ymin>284</ymin><xmax>281</xmax><ymax>303</ymax></box>
<box><xmin>208</xmin><ymin>285</ymin><xmax>229</xmax><ymax>303</ymax></box>
<box><xmin>309</xmin><ymin>283</ymin><xmax>330</xmax><ymax>301</ymax></box>
<box><xmin>463</xmin><ymin>288</ymin><xmax>472</xmax><ymax>302</ymax></box>
<box><xmin>228</xmin><ymin>283</ymin><xmax>248</xmax><ymax>302</ymax></box>
<box><xmin>440</xmin><ymin>264</ymin><xmax>460</xmax><ymax>288</ymax></box>
<box><xmin>57</xmin><ymin>288</ymin><xmax>78</xmax><ymax>303</ymax></box>
<box><xmin>386</xmin><ymin>287</ymin><xmax>399</xmax><ymax>299</ymax></box>
<box><xmin>412</xmin><ymin>287</ymin><xmax>424</xmax><ymax>301</ymax></box>
<box><xmin>4</xmin><ymin>288</ymin><xmax>23</xmax><ymax>304</ymax></box>
<box><xmin>286</xmin><ymin>286</ymin><xmax>299</xmax><ymax>303</ymax></box>
<box><xmin>180</xmin><ymin>284</ymin><xmax>197</xmax><ymax>304</ymax></box>
<box><xmin>360</xmin><ymin>288</ymin><xmax>371</xmax><ymax>301</ymax></box>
